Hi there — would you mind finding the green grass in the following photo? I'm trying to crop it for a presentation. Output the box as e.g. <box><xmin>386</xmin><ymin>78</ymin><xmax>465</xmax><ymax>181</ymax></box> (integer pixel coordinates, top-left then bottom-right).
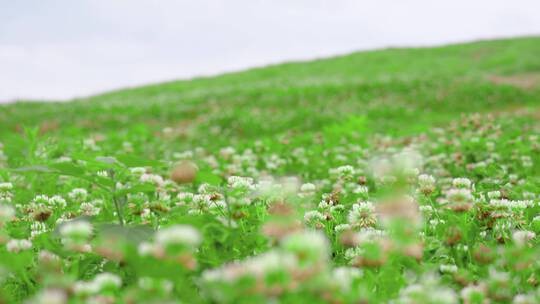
<box><xmin>0</xmin><ymin>36</ymin><xmax>540</xmax><ymax>303</ymax></box>
<box><xmin>2</xmin><ymin>36</ymin><xmax>539</xmax><ymax>144</ymax></box>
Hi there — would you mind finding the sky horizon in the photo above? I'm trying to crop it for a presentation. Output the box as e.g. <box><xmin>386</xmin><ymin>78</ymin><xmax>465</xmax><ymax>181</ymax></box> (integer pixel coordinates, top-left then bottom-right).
<box><xmin>2</xmin><ymin>0</ymin><xmax>540</xmax><ymax>103</ymax></box>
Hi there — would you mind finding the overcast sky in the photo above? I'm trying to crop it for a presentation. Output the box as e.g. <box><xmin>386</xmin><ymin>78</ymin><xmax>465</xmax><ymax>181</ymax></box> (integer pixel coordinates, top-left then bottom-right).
<box><xmin>1</xmin><ymin>0</ymin><xmax>540</xmax><ymax>102</ymax></box>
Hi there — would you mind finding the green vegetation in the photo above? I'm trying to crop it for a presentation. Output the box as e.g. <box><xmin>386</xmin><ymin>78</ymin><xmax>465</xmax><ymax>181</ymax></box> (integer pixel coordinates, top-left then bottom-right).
<box><xmin>0</xmin><ymin>36</ymin><xmax>540</xmax><ymax>303</ymax></box>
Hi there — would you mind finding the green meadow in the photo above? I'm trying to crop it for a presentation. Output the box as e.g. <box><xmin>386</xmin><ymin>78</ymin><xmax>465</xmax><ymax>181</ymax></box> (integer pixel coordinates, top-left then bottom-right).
<box><xmin>1</xmin><ymin>36</ymin><xmax>540</xmax><ymax>303</ymax></box>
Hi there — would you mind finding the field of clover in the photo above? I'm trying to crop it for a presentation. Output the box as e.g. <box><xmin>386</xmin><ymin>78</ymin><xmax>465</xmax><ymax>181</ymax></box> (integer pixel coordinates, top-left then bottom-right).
<box><xmin>0</xmin><ymin>108</ymin><xmax>539</xmax><ymax>304</ymax></box>
<box><xmin>1</xmin><ymin>37</ymin><xmax>540</xmax><ymax>303</ymax></box>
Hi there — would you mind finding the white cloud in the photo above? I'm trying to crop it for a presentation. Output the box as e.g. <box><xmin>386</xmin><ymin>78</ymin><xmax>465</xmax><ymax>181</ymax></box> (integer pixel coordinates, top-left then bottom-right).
<box><xmin>1</xmin><ymin>0</ymin><xmax>539</xmax><ymax>102</ymax></box>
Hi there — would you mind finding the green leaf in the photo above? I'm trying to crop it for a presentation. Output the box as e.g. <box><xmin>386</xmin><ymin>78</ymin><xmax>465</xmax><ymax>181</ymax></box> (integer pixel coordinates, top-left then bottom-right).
<box><xmin>97</xmin><ymin>224</ymin><xmax>154</xmax><ymax>244</ymax></box>
<box><xmin>49</xmin><ymin>162</ymin><xmax>86</xmax><ymax>177</ymax></box>
<box><xmin>195</xmin><ymin>171</ymin><xmax>222</xmax><ymax>186</ymax></box>
<box><xmin>95</xmin><ymin>156</ymin><xmax>118</xmax><ymax>165</ymax></box>
<box><xmin>11</xmin><ymin>165</ymin><xmax>55</xmax><ymax>173</ymax></box>
<box><xmin>115</xmin><ymin>154</ymin><xmax>162</xmax><ymax>167</ymax></box>
<box><xmin>115</xmin><ymin>183</ymin><xmax>157</xmax><ymax>196</ymax></box>
<box><xmin>92</xmin><ymin>176</ymin><xmax>116</xmax><ymax>189</ymax></box>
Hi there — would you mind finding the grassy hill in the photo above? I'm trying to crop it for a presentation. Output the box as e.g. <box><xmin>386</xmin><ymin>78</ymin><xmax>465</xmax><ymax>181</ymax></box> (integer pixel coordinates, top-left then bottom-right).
<box><xmin>1</xmin><ymin>36</ymin><xmax>539</xmax><ymax>146</ymax></box>
<box><xmin>1</xmin><ymin>36</ymin><xmax>540</xmax><ymax>303</ymax></box>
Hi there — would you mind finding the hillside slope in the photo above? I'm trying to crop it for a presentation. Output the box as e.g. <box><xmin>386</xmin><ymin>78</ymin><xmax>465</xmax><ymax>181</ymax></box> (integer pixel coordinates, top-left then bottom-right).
<box><xmin>1</xmin><ymin>36</ymin><xmax>539</xmax><ymax>147</ymax></box>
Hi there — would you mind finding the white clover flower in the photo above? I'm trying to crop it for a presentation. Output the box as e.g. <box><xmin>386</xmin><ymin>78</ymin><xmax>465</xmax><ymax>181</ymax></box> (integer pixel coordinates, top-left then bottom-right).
<box><xmin>49</xmin><ymin>195</ymin><xmax>67</xmax><ymax>208</ymax></box>
<box><xmin>348</xmin><ymin>201</ymin><xmax>376</xmax><ymax>228</ymax></box>
<box><xmin>418</xmin><ymin>174</ymin><xmax>436</xmax><ymax>194</ymax></box>
<box><xmin>369</xmin><ymin>157</ymin><xmax>392</xmax><ymax>179</ymax></box>
<box><xmin>227</xmin><ymin>176</ymin><xmax>254</xmax><ymax>190</ymax></box>
<box><xmin>429</xmin><ymin>219</ymin><xmax>444</xmax><ymax>226</ymax></box>
<box><xmin>138</xmin><ymin>277</ymin><xmax>174</xmax><ymax>294</ymax></box>
<box><xmin>281</xmin><ymin>230</ymin><xmax>329</xmax><ymax>264</ymax></box>
<box><xmin>303</xmin><ymin>210</ymin><xmax>325</xmax><ymax>223</ymax></box>
<box><xmin>418</xmin><ymin>205</ymin><xmax>433</xmax><ymax>213</ymax></box>
<box><xmin>219</xmin><ymin>147</ymin><xmax>236</xmax><ymax>159</ymax></box>
<box><xmin>512</xmin><ymin>230</ymin><xmax>535</xmax><ymax>247</ymax></box>
<box><xmin>490</xmin><ymin>199</ymin><xmax>533</xmax><ymax>209</ymax></box>
<box><xmin>335</xmin><ymin>224</ymin><xmax>352</xmax><ymax>232</ymax></box>
<box><xmin>352</xmin><ymin>185</ymin><xmax>369</xmax><ymax>194</ymax></box>
<box><xmin>140</xmin><ymin>173</ymin><xmax>164</xmax><ymax>186</ymax></box>
<box><xmin>446</xmin><ymin>188</ymin><xmax>474</xmax><ymax>204</ymax></box>
<box><xmin>0</xmin><ymin>204</ymin><xmax>15</xmax><ymax>223</ymax></box>
<box><xmin>489</xmin><ymin>268</ymin><xmax>510</xmax><ymax>284</ymax></box>
<box><xmin>330</xmin><ymin>205</ymin><xmax>345</xmax><ymax>212</ymax></box>
<box><xmin>460</xmin><ymin>285</ymin><xmax>486</xmax><ymax>303</ymax></box>
<box><xmin>155</xmin><ymin>225</ymin><xmax>201</xmax><ymax>248</ymax></box>
<box><xmin>227</xmin><ymin>196</ymin><xmax>252</xmax><ymax>207</ymax></box>
<box><xmin>140</xmin><ymin>208</ymin><xmax>152</xmax><ymax>220</ymax></box>
<box><xmin>513</xmin><ymin>294</ymin><xmax>536</xmax><ymax>304</ymax></box>
<box><xmin>200</xmin><ymin>250</ymin><xmax>298</xmax><ymax>285</ymax></box>
<box><xmin>331</xmin><ymin>267</ymin><xmax>363</xmax><ymax>292</ymax></box>
<box><xmin>59</xmin><ymin>220</ymin><xmax>93</xmax><ymax>241</ymax></box>
<box><xmin>31</xmin><ymin>288</ymin><xmax>68</xmax><ymax>304</ymax></box>
<box><xmin>397</xmin><ymin>273</ymin><xmax>458</xmax><ymax>304</ymax></box>
<box><xmin>318</xmin><ymin>199</ymin><xmax>331</xmax><ymax>209</ymax></box>
<box><xmin>200</xmin><ymin>268</ymin><xmax>225</xmax><ymax>283</ymax></box>
<box><xmin>216</xmin><ymin>216</ymin><xmax>238</xmax><ymax>229</ymax></box>
<box><xmin>31</xmin><ymin>222</ymin><xmax>48</xmax><ymax>239</ymax></box>
<box><xmin>0</xmin><ymin>182</ymin><xmax>13</xmax><ymax>192</ymax></box>
<box><xmin>487</xmin><ymin>191</ymin><xmax>501</xmax><ymax>199</ymax></box>
<box><xmin>92</xmin><ymin>273</ymin><xmax>122</xmax><ymax>291</ymax></box>
<box><xmin>192</xmin><ymin>194</ymin><xmax>212</xmax><ymax>209</ymax></box>
<box><xmin>122</xmin><ymin>141</ymin><xmax>133</xmax><ymax>150</ymax></box>
<box><xmin>130</xmin><ymin>167</ymin><xmax>146</xmax><ymax>176</ymax></box>
<box><xmin>73</xmin><ymin>281</ymin><xmax>99</xmax><ymax>296</ymax></box>
<box><xmin>344</xmin><ymin>247</ymin><xmax>364</xmax><ymax>261</ymax></box>
<box><xmin>243</xmin><ymin>250</ymin><xmax>297</xmax><ymax>277</ymax></box>
<box><xmin>83</xmin><ymin>138</ymin><xmax>99</xmax><ymax>150</ymax></box>
<box><xmin>38</xmin><ymin>250</ymin><xmax>60</xmax><ymax>263</ymax></box>
<box><xmin>299</xmin><ymin>183</ymin><xmax>317</xmax><ymax>198</ymax></box>
<box><xmin>394</xmin><ymin>149</ymin><xmax>423</xmax><ymax>174</ymax></box>
<box><xmin>177</xmin><ymin>192</ymin><xmax>194</xmax><ymax>203</ymax></box>
<box><xmin>280</xmin><ymin>176</ymin><xmax>301</xmax><ymax>194</ymax></box>
<box><xmin>452</xmin><ymin>178</ymin><xmax>472</xmax><ymax>189</ymax></box>
<box><xmin>509</xmin><ymin>174</ymin><xmax>519</xmax><ymax>183</ymax></box>
<box><xmin>79</xmin><ymin>202</ymin><xmax>100</xmax><ymax>216</ymax></box>
<box><xmin>0</xmin><ymin>195</ymin><xmax>11</xmax><ymax>205</ymax></box>
<box><xmin>439</xmin><ymin>264</ymin><xmax>458</xmax><ymax>274</ymax></box>
<box><xmin>336</xmin><ymin>165</ymin><xmax>355</xmax><ymax>178</ymax></box>
<box><xmin>299</xmin><ymin>183</ymin><xmax>316</xmax><ymax>193</ymax></box>
<box><xmin>33</xmin><ymin>195</ymin><xmax>50</xmax><ymax>206</ymax></box>
<box><xmin>197</xmin><ymin>183</ymin><xmax>214</xmax><ymax>194</ymax></box>
<box><xmin>380</xmin><ymin>175</ymin><xmax>397</xmax><ymax>184</ymax></box>
<box><xmin>7</xmin><ymin>239</ymin><xmax>32</xmax><ymax>253</ymax></box>
<box><xmin>209</xmin><ymin>199</ymin><xmax>227</xmax><ymax>209</ymax></box>
<box><xmin>521</xmin><ymin>156</ymin><xmax>533</xmax><ymax>168</ymax></box>
<box><xmin>354</xmin><ymin>228</ymin><xmax>386</xmax><ymax>244</ymax></box>
<box><xmin>68</xmin><ymin>188</ymin><xmax>88</xmax><ymax>202</ymax></box>
<box><xmin>173</xmin><ymin>150</ymin><xmax>193</xmax><ymax>160</ymax></box>
<box><xmin>522</xmin><ymin>192</ymin><xmax>536</xmax><ymax>200</ymax></box>
<box><xmin>137</xmin><ymin>242</ymin><xmax>155</xmax><ymax>256</ymax></box>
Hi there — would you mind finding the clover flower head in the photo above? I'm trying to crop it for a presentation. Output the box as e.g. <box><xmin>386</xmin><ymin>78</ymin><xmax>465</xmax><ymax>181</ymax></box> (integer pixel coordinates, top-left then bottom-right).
<box><xmin>452</xmin><ymin>178</ymin><xmax>472</xmax><ymax>189</ymax></box>
<box><xmin>155</xmin><ymin>225</ymin><xmax>201</xmax><ymax>248</ymax></box>
<box><xmin>68</xmin><ymin>188</ymin><xmax>88</xmax><ymax>202</ymax></box>
<box><xmin>7</xmin><ymin>239</ymin><xmax>32</xmax><ymax>253</ymax></box>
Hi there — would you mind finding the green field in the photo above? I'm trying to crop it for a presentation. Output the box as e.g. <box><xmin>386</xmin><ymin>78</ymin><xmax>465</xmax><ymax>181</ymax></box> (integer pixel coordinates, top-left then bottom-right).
<box><xmin>1</xmin><ymin>36</ymin><xmax>540</xmax><ymax>303</ymax></box>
